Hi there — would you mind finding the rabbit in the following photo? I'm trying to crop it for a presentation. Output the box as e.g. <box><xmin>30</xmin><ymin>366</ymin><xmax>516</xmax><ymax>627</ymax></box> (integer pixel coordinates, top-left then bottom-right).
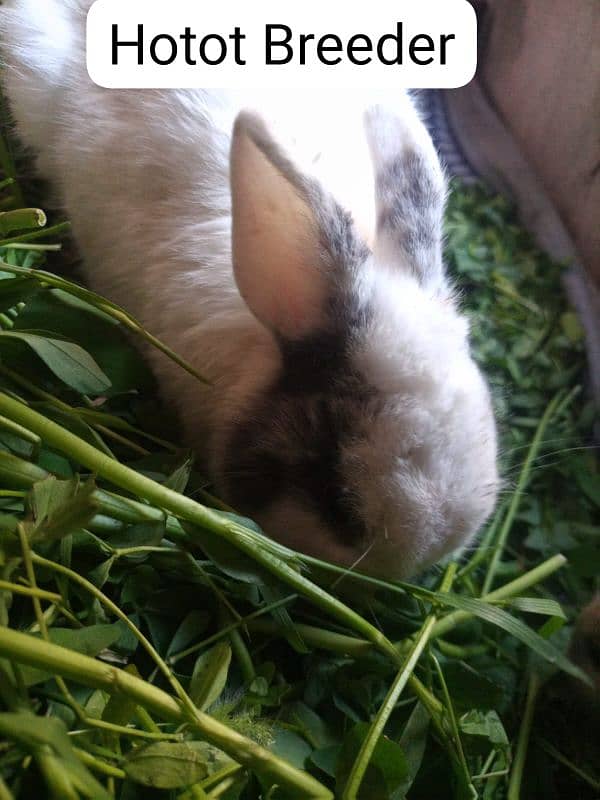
<box><xmin>0</xmin><ymin>0</ymin><xmax>498</xmax><ymax>579</ymax></box>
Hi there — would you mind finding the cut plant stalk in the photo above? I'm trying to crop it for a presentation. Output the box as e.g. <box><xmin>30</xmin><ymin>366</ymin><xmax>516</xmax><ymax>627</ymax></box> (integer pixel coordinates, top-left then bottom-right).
<box><xmin>0</xmin><ymin>209</ymin><xmax>46</xmax><ymax>237</ymax></box>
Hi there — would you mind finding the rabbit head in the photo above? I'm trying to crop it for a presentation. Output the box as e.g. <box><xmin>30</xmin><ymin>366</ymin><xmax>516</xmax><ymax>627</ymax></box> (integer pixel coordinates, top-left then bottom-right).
<box><xmin>215</xmin><ymin>105</ymin><xmax>499</xmax><ymax>579</ymax></box>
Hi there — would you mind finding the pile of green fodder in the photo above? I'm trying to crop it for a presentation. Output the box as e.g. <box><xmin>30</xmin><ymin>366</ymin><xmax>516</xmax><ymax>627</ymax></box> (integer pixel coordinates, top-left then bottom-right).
<box><xmin>0</xmin><ymin>131</ymin><xmax>597</xmax><ymax>800</ymax></box>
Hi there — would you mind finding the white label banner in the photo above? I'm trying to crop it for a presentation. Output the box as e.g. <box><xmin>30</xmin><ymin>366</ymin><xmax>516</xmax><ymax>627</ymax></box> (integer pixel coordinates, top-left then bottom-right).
<box><xmin>87</xmin><ymin>0</ymin><xmax>477</xmax><ymax>89</ymax></box>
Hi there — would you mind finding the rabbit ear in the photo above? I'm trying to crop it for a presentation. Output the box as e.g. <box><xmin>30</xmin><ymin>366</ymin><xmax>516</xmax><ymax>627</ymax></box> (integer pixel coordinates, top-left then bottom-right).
<box><xmin>230</xmin><ymin>111</ymin><xmax>333</xmax><ymax>341</ymax></box>
<box><xmin>365</xmin><ymin>102</ymin><xmax>447</xmax><ymax>288</ymax></box>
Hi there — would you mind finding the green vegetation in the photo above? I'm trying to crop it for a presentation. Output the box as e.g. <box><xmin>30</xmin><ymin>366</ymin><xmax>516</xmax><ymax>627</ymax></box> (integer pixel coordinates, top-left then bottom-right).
<box><xmin>0</xmin><ymin>122</ymin><xmax>597</xmax><ymax>799</ymax></box>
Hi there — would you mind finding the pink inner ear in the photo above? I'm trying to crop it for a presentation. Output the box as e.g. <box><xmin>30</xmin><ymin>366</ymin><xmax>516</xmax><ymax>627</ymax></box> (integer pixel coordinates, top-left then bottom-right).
<box><xmin>230</xmin><ymin>122</ymin><xmax>329</xmax><ymax>341</ymax></box>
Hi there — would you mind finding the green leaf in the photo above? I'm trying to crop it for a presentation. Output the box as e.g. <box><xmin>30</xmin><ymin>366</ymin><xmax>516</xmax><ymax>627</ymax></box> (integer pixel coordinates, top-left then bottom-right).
<box><xmin>311</xmin><ymin>746</ymin><xmax>341</xmax><ymax>779</ymax></box>
<box><xmin>0</xmin><ymin>276</ymin><xmax>39</xmax><ymax>311</ymax></box>
<box><xmin>31</xmin><ymin>402</ymin><xmax>116</xmax><ymax>458</ymax></box>
<box><xmin>102</xmin><ymin>665</ymin><xmax>141</xmax><ymax>746</ymax></box>
<box><xmin>0</xmin><ymin>712</ymin><xmax>111</xmax><ymax>800</ymax></box>
<box><xmin>288</xmin><ymin>701</ymin><xmax>338</xmax><ymax>750</ymax></box>
<box><xmin>19</xmin><ymin>624</ymin><xmax>123</xmax><ymax>687</ymax></box>
<box><xmin>506</xmin><ymin>597</ymin><xmax>566</xmax><ymax>618</ymax></box>
<box><xmin>0</xmin><ymin>450</ymin><xmax>48</xmax><ymax>490</ymax></box>
<box><xmin>166</xmin><ymin>609</ymin><xmax>211</xmax><ymax>658</ymax></box>
<box><xmin>184</xmin><ymin>522</ymin><xmax>269</xmax><ymax>585</ymax></box>
<box><xmin>47</xmin><ymin>622</ymin><xmax>122</xmax><ymax>657</ymax></box>
<box><xmin>0</xmin><ymin>260</ymin><xmax>208</xmax><ymax>384</ymax></box>
<box><xmin>190</xmin><ymin>642</ymin><xmax>232</xmax><ymax>711</ymax></box>
<box><xmin>0</xmin><ymin>330</ymin><xmax>111</xmax><ymax>395</ymax></box>
<box><xmin>459</xmin><ymin>710</ymin><xmax>509</xmax><ymax>749</ymax></box>
<box><xmin>12</xmin><ymin>289</ymin><xmax>154</xmax><ymax>395</ymax></box>
<box><xmin>560</xmin><ymin>311</ymin><xmax>585</xmax><ymax>342</ymax></box>
<box><xmin>440</xmin><ymin>662</ymin><xmax>504</xmax><ymax>711</ymax></box>
<box><xmin>124</xmin><ymin>742</ymin><xmax>208</xmax><ymax>789</ymax></box>
<box><xmin>337</xmin><ymin>722</ymin><xmax>409</xmax><ymax>800</ymax></box>
<box><xmin>575</xmin><ymin>469</ymin><xmax>600</xmax><ymax>508</ymax></box>
<box><xmin>396</xmin><ymin>701</ymin><xmax>429</xmax><ymax>797</ymax></box>
<box><xmin>27</xmin><ymin>475</ymin><xmax>99</xmax><ymax>543</ymax></box>
<box><xmin>106</xmin><ymin>520</ymin><xmax>166</xmax><ymax>551</ymax></box>
<box><xmin>164</xmin><ymin>455</ymin><xmax>194</xmax><ymax>493</ymax></box>
<box><xmin>88</xmin><ymin>556</ymin><xmax>115</xmax><ymax>588</ymax></box>
<box><xmin>270</xmin><ymin>727</ymin><xmax>313</xmax><ymax>771</ymax></box>
<box><xmin>260</xmin><ymin>583</ymin><xmax>307</xmax><ymax>654</ymax></box>
<box><xmin>50</xmin><ymin>287</ymin><xmax>118</xmax><ymax>325</ymax></box>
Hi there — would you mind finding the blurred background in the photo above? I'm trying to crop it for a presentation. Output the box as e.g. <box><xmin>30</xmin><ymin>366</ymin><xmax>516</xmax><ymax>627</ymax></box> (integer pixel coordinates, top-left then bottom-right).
<box><xmin>424</xmin><ymin>0</ymin><xmax>600</xmax><ymax>419</ymax></box>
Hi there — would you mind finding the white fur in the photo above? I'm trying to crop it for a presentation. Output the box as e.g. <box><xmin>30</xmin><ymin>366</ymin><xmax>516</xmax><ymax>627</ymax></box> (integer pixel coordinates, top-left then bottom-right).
<box><xmin>0</xmin><ymin>0</ymin><xmax>499</xmax><ymax>578</ymax></box>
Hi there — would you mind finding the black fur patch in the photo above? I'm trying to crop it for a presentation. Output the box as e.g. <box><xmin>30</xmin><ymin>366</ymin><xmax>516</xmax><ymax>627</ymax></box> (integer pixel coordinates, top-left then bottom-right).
<box><xmin>223</xmin><ymin>304</ymin><xmax>374</xmax><ymax>546</ymax></box>
<box><xmin>376</xmin><ymin>149</ymin><xmax>444</xmax><ymax>283</ymax></box>
<box><xmin>223</xmin><ymin>381</ymin><xmax>372</xmax><ymax>545</ymax></box>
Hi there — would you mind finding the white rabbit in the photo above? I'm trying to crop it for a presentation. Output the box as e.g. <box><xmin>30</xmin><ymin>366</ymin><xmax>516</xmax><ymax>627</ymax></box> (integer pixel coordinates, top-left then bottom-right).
<box><xmin>0</xmin><ymin>0</ymin><xmax>498</xmax><ymax>578</ymax></box>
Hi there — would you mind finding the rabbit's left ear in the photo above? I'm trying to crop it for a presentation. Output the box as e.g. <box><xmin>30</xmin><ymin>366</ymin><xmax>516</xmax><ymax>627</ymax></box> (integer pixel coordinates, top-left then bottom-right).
<box><xmin>365</xmin><ymin>102</ymin><xmax>447</xmax><ymax>288</ymax></box>
<box><xmin>230</xmin><ymin>111</ymin><xmax>334</xmax><ymax>341</ymax></box>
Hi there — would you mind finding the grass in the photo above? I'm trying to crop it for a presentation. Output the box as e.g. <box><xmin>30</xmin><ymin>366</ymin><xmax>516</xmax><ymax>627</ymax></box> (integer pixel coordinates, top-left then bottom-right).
<box><xmin>0</xmin><ymin>117</ymin><xmax>598</xmax><ymax>800</ymax></box>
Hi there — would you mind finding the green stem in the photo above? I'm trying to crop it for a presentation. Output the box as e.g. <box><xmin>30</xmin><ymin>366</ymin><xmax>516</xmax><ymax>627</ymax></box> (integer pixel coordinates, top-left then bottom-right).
<box><xmin>0</xmin><ymin>581</ymin><xmax>61</xmax><ymax>603</ymax></box>
<box><xmin>430</xmin><ymin>554</ymin><xmax>566</xmax><ymax>641</ymax></box>
<box><xmin>431</xmin><ymin>653</ymin><xmax>475</xmax><ymax>797</ymax></box>
<box><xmin>135</xmin><ymin>705</ymin><xmax>162</xmax><ymax>734</ymax></box>
<box><xmin>199</xmin><ymin>764</ymin><xmax>244</xmax><ymax>791</ymax></box>
<box><xmin>457</xmin><ymin>498</ymin><xmax>508</xmax><ymax>580</ymax></box>
<box><xmin>0</xmin><ymin>627</ymin><xmax>332</xmax><ymax>798</ymax></box>
<box><xmin>535</xmin><ymin>738</ymin><xmax>600</xmax><ymax>793</ymax></box>
<box><xmin>247</xmin><ymin>620</ymin><xmax>373</xmax><ymax>658</ymax></box>
<box><xmin>207</xmin><ymin>775</ymin><xmax>241</xmax><ymax>798</ymax></box>
<box><xmin>73</xmin><ymin>717</ymin><xmax>183</xmax><ymax>741</ymax></box>
<box><xmin>219</xmin><ymin>607</ymin><xmax>255</xmax><ymax>685</ymax></box>
<box><xmin>341</xmin><ymin>564</ymin><xmax>457</xmax><ymax>800</ymax></box>
<box><xmin>72</xmin><ymin>747</ymin><xmax>126</xmax><ymax>780</ymax></box>
<box><xmin>0</xmin><ymin>415</ymin><xmax>40</xmax><ymax>457</ymax></box>
<box><xmin>508</xmin><ymin>673</ymin><xmax>541</xmax><ymax>800</ymax></box>
<box><xmin>0</xmin><ymin>222</ymin><xmax>71</xmax><ymax>247</ymax></box>
<box><xmin>0</xmin><ymin>663</ymin><xmax>27</xmax><ymax>712</ymax></box>
<box><xmin>0</xmin><ymin>775</ymin><xmax>13</xmax><ymax>800</ymax></box>
<box><xmin>482</xmin><ymin>389</ymin><xmax>573</xmax><ymax>595</ymax></box>
<box><xmin>169</xmin><ymin>595</ymin><xmax>297</xmax><ymax>666</ymax></box>
<box><xmin>0</xmin><ymin>242</ymin><xmax>61</xmax><ymax>252</ymax></box>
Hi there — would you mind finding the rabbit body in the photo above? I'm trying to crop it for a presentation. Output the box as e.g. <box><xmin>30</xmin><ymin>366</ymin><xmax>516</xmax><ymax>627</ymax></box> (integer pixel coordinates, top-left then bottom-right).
<box><xmin>0</xmin><ymin>0</ymin><xmax>499</xmax><ymax>577</ymax></box>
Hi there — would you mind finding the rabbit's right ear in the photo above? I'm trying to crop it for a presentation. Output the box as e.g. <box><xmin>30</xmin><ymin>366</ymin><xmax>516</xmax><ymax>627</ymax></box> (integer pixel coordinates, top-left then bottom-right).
<box><xmin>365</xmin><ymin>102</ymin><xmax>447</xmax><ymax>288</ymax></box>
<box><xmin>230</xmin><ymin>112</ymin><xmax>332</xmax><ymax>341</ymax></box>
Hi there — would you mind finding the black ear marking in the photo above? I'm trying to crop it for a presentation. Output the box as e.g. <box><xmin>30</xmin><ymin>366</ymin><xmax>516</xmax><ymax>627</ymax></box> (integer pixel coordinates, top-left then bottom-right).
<box><xmin>375</xmin><ymin>148</ymin><xmax>445</xmax><ymax>284</ymax></box>
<box><xmin>365</xmin><ymin>103</ymin><xmax>447</xmax><ymax>286</ymax></box>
